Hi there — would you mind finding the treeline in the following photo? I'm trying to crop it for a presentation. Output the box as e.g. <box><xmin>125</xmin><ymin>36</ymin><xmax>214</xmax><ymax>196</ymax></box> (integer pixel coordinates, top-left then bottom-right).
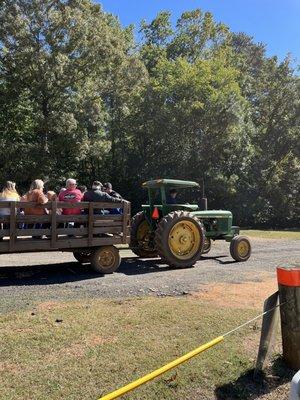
<box><xmin>0</xmin><ymin>1</ymin><xmax>299</xmax><ymax>227</ymax></box>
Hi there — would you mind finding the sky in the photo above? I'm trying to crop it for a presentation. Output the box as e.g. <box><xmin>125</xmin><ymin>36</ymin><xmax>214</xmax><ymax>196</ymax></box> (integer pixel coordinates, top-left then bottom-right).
<box><xmin>97</xmin><ymin>0</ymin><xmax>299</xmax><ymax>67</ymax></box>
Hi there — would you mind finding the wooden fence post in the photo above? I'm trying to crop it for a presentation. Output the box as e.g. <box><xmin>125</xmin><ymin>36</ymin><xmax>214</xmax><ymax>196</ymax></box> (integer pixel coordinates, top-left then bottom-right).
<box><xmin>254</xmin><ymin>291</ymin><xmax>279</xmax><ymax>377</ymax></box>
<box><xmin>277</xmin><ymin>266</ymin><xmax>300</xmax><ymax>370</ymax></box>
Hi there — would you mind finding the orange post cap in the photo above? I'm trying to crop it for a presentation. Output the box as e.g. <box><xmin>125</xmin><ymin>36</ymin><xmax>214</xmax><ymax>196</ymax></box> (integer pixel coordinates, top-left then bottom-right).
<box><xmin>277</xmin><ymin>266</ymin><xmax>300</xmax><ymax>287</ymax></box>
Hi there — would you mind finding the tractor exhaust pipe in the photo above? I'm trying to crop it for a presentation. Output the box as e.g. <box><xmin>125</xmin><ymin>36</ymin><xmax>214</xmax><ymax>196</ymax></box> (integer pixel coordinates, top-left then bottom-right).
<box><xmin>200</xmin><ymin>197</ymin><xmax>207</xmax><ymax>210</ymax></box>
<box><xmin>200</xmin><ymin>178</ymin><xmax>208</xmax><ymax>210</ymax></box>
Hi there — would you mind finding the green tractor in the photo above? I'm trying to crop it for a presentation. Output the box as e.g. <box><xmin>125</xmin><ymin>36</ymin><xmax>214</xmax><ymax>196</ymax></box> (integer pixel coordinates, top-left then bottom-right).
<box><xmin>130</xmin><ymin>179</ymin><xmax>251</xmax><ymax>267</ymax></box>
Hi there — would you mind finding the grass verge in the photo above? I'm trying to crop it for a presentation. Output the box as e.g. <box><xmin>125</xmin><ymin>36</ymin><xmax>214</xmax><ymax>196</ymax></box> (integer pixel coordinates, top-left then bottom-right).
<box><xmin>0</xmin><ymin>295</ymin><xmax>282</xmax><ymax>400</ymax></box>
<box><xmin>240</xmin><ymin>229</ymin><xmax>300</xmax><ymax>240</ymax></box>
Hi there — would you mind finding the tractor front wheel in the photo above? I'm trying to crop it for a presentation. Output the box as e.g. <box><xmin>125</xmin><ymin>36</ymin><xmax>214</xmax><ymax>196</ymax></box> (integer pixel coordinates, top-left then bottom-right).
<box><xmin>155</xmin><ymin>211</ymin><xmax>205</xmax><ymax>268</ymax></box>
<box><xmin>230</xmin><ymin>236</ymin><xmax>251</xmax><ymax>262</ymax></box>
<box><xmin>130</xmin><ymin>212</ymin><xmax>158</xmax><ymax>258</ymax></box>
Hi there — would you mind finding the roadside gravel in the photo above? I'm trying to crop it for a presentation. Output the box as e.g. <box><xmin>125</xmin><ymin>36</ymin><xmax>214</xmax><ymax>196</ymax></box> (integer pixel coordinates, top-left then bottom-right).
<box><xmin>0</xmin><ymin>238</ymin><xmax>299</xmax><ymax>313</ymax></box>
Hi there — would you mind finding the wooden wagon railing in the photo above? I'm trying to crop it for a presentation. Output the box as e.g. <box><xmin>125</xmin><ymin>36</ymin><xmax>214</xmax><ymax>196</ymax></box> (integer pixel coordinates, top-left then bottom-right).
<box><xmin>0</xmin><ymin>200</ymin><xmax>131</xmax><ymax>253</ymax></box>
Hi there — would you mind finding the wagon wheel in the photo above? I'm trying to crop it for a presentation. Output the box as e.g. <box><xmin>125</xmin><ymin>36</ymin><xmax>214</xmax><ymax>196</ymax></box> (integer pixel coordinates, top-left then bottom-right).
<box><xmin>230</xmin><ymin>235</ymin><xmax>251</xmax><ymax>262</ymax></box>
<box><xmin>155</xmin><ymin>211</ymin><xmax>205</xmax><ymax>268</ymax></box>
<box><xmin>202</xmin><ymin>237</ymin><xmax>212</xmax><ymax>254</ymax></box>
<box><xmin>130</xmin><ymin>212</ymin><xmax>158</xmax><ymax>258</ymax></box>
<box><xmin>90</xmin><ymin>246</ymin><xmax>121</xmax><ymax>274</ymax></box>
<box><xmin>73</xmin><ymin>250</ymin><xmax>92</xmax><ymax>264</ymax></box>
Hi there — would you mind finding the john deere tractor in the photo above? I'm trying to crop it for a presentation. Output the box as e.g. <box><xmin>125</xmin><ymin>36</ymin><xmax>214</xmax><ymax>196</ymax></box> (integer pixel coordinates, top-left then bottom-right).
<box><xmin>130</xmin><ymin>179</ymin><xmax>251</xmax><ymax>267</ymax></box>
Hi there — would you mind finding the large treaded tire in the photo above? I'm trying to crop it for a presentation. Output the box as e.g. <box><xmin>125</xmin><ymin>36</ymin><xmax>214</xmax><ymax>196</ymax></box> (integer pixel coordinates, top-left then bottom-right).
<box><xmin>155</xmin><ymin>211</ymin><xmax>205</xmax><ymax>268</ymax></box>
<box><xmin>230</xmin><ymin>235</ymin><xmax>251</xmax><ymax>262</ymax></box>
<box><xmin>130</xmin><ymin>212</ymin><xmax>158</xmax><ymax>258</ymax></box>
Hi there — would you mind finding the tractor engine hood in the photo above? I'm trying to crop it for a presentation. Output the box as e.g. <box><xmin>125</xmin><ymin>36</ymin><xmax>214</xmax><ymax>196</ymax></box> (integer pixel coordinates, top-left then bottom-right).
<box><xmin>191</xmin><ymin>210</ymin><xmax>233</xmax><ymax>218</ymax></box>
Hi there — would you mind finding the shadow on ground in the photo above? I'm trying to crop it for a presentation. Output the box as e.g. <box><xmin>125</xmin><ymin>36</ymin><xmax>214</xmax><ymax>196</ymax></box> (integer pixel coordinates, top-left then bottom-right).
<box><xmin>0</xmin><ymin>257</ymin><xmax>172</xmax><ymax>286</ymax></box>
<box><xmin>215</xmin><ymin>356</ymin><xmax>295</xmax><ymax>400</ymax></box>
<box><xmin>200</xmin><ymin>255</ymin><xmax>237</xmax><ymax>265</ymax></box>
<box><xmin>0</xmin><ymin>261</ymin><xmax>98</xmax><ymax>286</ymax></box>
<box><xmin>0</xmin><ymin>254</ymin><xmax>232</xmax><ymax>286</ymax></box>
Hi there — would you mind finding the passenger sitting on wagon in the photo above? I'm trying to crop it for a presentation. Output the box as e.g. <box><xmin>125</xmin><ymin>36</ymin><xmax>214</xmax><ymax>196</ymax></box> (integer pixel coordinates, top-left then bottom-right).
<box><xmin>78</xmin><ymin>185</ymin><xmax>87</xmax><ymax>195</ymax></box>
<box><xmin>103</xmin><ymin>182</ymin><xmax>122</xmax><ymax>200</ymax></box>
<box><xmin>22</xmin><ymin>179</ymin><xmax>48</xmax><ymax>238</ymax></box>
<box><xmin>23</xmin><ymin>180</ymin><xmax>48</xmax><ymax>216</ymax></box>
<box><xmin>103</xmin><ymin>182</ymin><xmax>123</xmax><ymax>214</ymax></box>
<box><xmin>0</xmin><ymin>181</ymin><xmax>20</xmax><ymax>212</ymax></box>
<box><xmin>58</xmin><ymin>179</ymin><xmax>83</xmax><ymax>231</ymax></box>
<box><xmin>46</xmin><ymin>191</ymin><xmax>62</xmax><ymax>215</ymax></box>
<box><xmin>83</xmin><ymin>181</ymin><xmax>119</xmax><ymax>214</ymax></box>
<box><xmin>0</xmin><ymin>181</ymin><xmax>20</xmax><ymax>240</ymax></box>
<box><xmin>166</xmin><ymin>189</ymin><xmax>178</xmax><ymax>204</ymax></box>
<box><xmin>58</xmin><ymin>179</ymin><xmax>83</xmax><ymax>215</ymax></box>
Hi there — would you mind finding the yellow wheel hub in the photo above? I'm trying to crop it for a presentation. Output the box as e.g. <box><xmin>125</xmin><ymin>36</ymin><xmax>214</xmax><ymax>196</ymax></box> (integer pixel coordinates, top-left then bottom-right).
<box><xmin>137</xmin><ymin>220</ymin><xmax>151</xmax><ymax>241</ymax></box>
<box><xmin>98</xmin><ymin>250</ymin><xmax>116</xmax><ymax>269</ymax></box>
<box><xmin>237</xmin><ymin>240</ymin><xmax>250</xmax><ymax>258</ymax></box>
<box><xmin>168</xmin><ymin>220</ymin><xmax>201</xmax><ymax>260</ymax></box>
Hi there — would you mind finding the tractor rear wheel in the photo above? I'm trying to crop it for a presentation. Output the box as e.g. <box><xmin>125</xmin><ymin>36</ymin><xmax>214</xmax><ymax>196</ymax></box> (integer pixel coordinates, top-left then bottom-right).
<box><xmin>230</xmin><ymin>235</ymin><xmax>251</xmax><ymax>261</ymax></box>
<box><xmin>155</xmin><ymin>211</ymin><xmax>205</xmax><ymax>268</ymax></box>
<box><xmin>130</xmin><ymin>212</ymin><xmax>158</xmax><ymax>258</ymax></box>
<box><xmin>202</xmin><ymin>237</ymin><xmax>212</xmax><ymax>254</ymax></box>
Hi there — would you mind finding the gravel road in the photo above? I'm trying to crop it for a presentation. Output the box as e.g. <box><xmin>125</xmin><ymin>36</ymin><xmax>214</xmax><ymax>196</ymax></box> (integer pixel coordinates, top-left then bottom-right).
<box><xmin>0</xmin><ymin>238</ymin><xmax>299</xmax><ymax>312</ymax></box>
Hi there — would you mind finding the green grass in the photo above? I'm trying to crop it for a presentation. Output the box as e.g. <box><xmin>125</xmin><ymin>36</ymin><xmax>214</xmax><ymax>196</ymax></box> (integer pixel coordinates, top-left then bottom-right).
<box><xmin>241</xmin><ymin>229</ymin><xmax>300</xmax><ymax>240</ymax></box>
<box><xmin>0</xmin><ymin>297</ymin><xmax>262</xmax><ymax>400</ymax></box>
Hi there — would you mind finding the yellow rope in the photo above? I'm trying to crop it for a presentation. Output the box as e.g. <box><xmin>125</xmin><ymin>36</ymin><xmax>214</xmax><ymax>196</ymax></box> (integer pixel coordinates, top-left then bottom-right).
<box><xmin>99</xmin><ymin>335</ymin><xmax>224</xmax><ymax>400</ymax></box>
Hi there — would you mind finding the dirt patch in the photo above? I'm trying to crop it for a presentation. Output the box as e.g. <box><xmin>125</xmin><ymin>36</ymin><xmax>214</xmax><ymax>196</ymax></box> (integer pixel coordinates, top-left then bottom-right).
<box><xmin>192</xmin><ymin>278</ymin><xmax>278</xmax><ymax>309</ymax></box>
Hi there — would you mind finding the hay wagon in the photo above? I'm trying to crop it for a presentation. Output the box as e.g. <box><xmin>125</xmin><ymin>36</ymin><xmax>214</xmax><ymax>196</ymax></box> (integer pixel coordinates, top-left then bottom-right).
<box><xmin>0</xmin><ymin>200</ymin><xmax>131</xmax><ymax>274</ymax></box>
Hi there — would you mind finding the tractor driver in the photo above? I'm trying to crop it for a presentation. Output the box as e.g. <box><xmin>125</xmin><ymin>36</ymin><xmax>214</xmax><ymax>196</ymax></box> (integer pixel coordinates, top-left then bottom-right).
<box><xmin>167</xmin><ymin>188</ymin><xmax>178</xmax><ymax>204</ymax></box>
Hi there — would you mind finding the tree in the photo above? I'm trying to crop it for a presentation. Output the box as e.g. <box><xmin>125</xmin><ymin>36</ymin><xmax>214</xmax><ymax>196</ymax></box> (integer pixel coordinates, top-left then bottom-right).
<box><xmin>168</xmin><ymin>9</ymin><xmax>229</xmax><ymax>61</ymax></box>
<box><xmin>0</xmin><ymin>0</ymin><xmax>145</xmax><ymax>190</ymax></box>
<box><xmin>229</xmin><ymin>33</ymin><xmax>300</xmax><ymax>226</ymax></box>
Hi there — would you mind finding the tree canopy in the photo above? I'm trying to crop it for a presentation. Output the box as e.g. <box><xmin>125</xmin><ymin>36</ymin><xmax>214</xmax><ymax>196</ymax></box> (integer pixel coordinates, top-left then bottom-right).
<box><xmin>0</xmin><ymin>1</ymin><xmax>299</xmax><ymax>227</ymax></box>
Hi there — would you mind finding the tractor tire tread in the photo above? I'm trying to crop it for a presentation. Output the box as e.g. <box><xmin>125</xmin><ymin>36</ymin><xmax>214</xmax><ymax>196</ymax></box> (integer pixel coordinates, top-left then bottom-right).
<box><xmin>230</xmin><ymin>235</ymin><xmax>251</xmax><ymax>262</ymax></box>
<box><xmin>155</xmin><ymin>211</ymin><xmax>205</xmax><ymax>268</ymax></box>
<box><xmin>130</xmin><ymin>211</ymin><xmax>158</xmax><ymax>258</ymax></box>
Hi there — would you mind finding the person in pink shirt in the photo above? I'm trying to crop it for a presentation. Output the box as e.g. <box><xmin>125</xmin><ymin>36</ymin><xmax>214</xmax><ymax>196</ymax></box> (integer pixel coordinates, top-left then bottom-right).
<box><xmin>58</xmin><ymin>178</ymin><xmax>83</xmax><ymax>215</ymax></box>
